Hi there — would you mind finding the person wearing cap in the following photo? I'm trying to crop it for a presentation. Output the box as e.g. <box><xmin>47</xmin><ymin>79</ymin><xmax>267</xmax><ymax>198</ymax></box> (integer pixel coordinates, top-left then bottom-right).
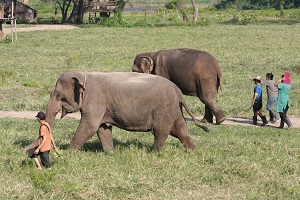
<box><xmin>261</xmin><ymin>73</ymin><xmax>278</xmax><ymax>123</ymax></box>
<box><xmin>251</xmin><ymin>76</ymin><xmax>268</xmax><ymax>126</ymax></box>
<box><xmin>274</xmin><ymin>74</ymin><xmax>293</xmax><ymax>128</ymax></box>
<box><xmin>23</xmin><ymin>111</ymin><xmax>59</xmax><ymax>170</ymax></box>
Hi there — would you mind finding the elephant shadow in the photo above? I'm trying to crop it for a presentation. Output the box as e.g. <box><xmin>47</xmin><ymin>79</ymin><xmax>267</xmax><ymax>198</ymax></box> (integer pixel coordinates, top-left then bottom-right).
<box><xmin>16</xmin><ymin>138</ymin><xmax>163</xmax><ymax>153</ymax></box>
<box><xmin>14</xmin><ymin>138</ymin><xmax>34</xmax><ymax>148</ymax></box>
<box><xmin>59</xmin><ymin>138</ymin><xmax>153</xmax><ymax>152</ymax></box>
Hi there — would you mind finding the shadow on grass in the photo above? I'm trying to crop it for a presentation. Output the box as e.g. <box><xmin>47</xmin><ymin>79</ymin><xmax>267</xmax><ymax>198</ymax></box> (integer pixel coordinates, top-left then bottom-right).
<box><xmin>56</xmin><ymin>138</ymin><xmax>153</xmax><ymax>153</ymax></box>
<box><xmin>15</xmin><ymin>135</ymin><xmax>183</xmax><ymax>153</ymax></box>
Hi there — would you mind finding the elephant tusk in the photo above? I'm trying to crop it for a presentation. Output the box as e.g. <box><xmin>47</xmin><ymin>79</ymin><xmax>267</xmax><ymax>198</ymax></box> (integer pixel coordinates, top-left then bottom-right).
<box><xmin>61</xmin><ymin>106</ymin><xmax>67</xmax><ymax>119</ymax></box>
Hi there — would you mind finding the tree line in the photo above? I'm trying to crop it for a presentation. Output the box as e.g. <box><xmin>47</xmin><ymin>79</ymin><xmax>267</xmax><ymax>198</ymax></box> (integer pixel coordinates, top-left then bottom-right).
<box><xmin>215</xmin><ymin>0</ymin><xmax>300</xmax><ymax>10</ymax></box>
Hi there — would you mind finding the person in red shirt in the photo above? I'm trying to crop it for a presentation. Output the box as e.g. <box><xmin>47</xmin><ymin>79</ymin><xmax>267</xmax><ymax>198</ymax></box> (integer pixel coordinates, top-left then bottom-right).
<box><xmin>23</xmin><ymin>111</ymin><xmax>58</xmax><ymax>170</ymax></box>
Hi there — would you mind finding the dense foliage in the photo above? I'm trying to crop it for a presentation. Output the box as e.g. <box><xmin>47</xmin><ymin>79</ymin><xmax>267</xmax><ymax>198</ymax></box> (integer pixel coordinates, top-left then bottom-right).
<box><xmin>215</xmin><ymin>0</ymin><xmax>300</xmax><ymax>10</ymax></box>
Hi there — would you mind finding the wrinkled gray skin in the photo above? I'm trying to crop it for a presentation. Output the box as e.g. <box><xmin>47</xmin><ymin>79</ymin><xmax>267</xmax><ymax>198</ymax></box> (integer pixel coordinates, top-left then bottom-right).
<box><xmin>45</xmin><ymin>71</ymin><xmax>208</xmax><ymax>152</ymax></box>
<box><xmin>132</xmin><ymin>48</ymin><xmax>226</xmax><ymax>124</ymax></box>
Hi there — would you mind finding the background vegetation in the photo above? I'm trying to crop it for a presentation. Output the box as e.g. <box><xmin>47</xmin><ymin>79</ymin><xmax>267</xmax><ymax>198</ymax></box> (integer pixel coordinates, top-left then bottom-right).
<box><xmin>0</xmin><ymin>6</ymin><xmax>300</xmax><ymax>199</ymax></box>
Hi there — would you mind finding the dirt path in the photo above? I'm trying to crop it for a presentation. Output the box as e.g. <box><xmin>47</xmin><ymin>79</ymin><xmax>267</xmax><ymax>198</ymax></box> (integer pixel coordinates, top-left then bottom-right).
<box><xmin>1</xmin><ymin>110</ymin><xmax>299</xmax><ymax>128</ymax></box>
<box><xmin>3</xmin><ymin>24</ymin><xmax>78</xmax><ymax>34</ymax></box>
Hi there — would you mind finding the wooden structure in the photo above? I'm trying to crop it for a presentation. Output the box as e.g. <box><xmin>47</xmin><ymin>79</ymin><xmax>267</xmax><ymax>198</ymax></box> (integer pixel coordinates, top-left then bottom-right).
<box><xmin>0</xmin><ymin>2</ymin><xmax>17</xmax><ymax>42</ymax></box>
<box><xmin>86</xmin><ymin>0</ymin><xmax>119</xmax><ymax>23</ymax></box>
<box><xmin>1</xmin><ymin>0</ymin><xmax>37</xmax><ymax>23</ymax></box>
<box><xmin>15</xmin><ymin>1</ymin><xmax>37</xmax><ymax>23</ymax></box>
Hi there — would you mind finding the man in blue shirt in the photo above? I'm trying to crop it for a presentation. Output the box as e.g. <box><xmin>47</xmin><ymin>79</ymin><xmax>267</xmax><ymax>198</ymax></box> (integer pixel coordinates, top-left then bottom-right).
<box><xmin>251</xmin><ymin>76</ymin><xmax>268</xmax><ymax>126</ymax></box>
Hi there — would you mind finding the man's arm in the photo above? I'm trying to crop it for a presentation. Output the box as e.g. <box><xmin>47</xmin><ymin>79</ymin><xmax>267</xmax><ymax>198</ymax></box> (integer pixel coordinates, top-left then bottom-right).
<box><xmin>33</xmin><ymin>125</ymin><xmax>48</xmax><ymax>154</ymax></box>
<box><xmin>50</xmin><ymin>132</ymin><xmax>59</xmax><ymax>154</ymax></box>
<box><xmin>274</xmin><ymin>77</ymin><xmax>284</xmax><ymax>87</ymax></box>
<box><xmin>252</xmin><ymin>93</ymin><xmax>258</xmax><ymax>105</ymax></box>
<box><xmin>34</xmin><ymin>135</ymin><xmax>47</xmax><ymax>154</ymax></box>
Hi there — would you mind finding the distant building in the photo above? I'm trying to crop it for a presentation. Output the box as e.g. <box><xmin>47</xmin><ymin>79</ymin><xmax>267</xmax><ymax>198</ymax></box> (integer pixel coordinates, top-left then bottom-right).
<box><xmin>1</xmin><ymin>0</ymin><xmax>38</xmax><ymax>23</ymax></box>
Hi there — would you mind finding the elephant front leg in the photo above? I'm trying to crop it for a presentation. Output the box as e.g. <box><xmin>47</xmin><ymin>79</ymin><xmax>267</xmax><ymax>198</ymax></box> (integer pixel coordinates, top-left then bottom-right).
<box><xmin>70</xmin><ymin>121</ymin><xmax>99</xmax><ymax>150</ymax></box>
<box><xmin>97</xmin><ymin>124</ymin><xmax>114</xmax><ymax>151</ymax></box>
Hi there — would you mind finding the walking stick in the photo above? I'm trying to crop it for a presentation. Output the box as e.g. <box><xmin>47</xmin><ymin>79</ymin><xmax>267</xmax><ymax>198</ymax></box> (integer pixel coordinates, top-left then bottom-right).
<box><xmin>235</xmin><ymin>105</ymin><xmax>253</xmax><ymax>116</ymax></box>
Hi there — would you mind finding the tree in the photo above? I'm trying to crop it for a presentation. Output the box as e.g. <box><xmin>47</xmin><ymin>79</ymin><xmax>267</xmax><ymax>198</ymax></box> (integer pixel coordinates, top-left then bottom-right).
<box><xmin>215</xmin><ymin>0</ymin><xmax>300</xmax><ymax>10</ymax></box>
<box><xmin>55</xmin><ymin>0</ymin><xmax>125</xmax><ymax>24</ymax></box>
<box><xmin>191</xmin><ymin>0</ymin><xmax>198</xmax><ymax>22</ymax></box>
<box><xmin>53</xmin><ymin>0</ymin><xmax>73</xmax><ymax>23</ymax></box>
<box><xmin>66</xmin><ymin>0</ymin><xmax>84</xmax><ymax>23</ymax></box>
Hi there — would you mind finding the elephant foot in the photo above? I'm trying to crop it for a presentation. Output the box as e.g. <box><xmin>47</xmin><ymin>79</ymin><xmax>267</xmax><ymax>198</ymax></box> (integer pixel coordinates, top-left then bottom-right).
<box><xmin>200</xmin><ymin>117</ymin><xmax>213</xmax><ymax>124</ymax></box>
<box><xmin>69</xmin><ymin>143</ymin><xmax>82</xmax><ymax>151</ymax></box>
<box><xmin>216</xmin><ymin>116</ymin><xmax>226</xmax><ymax>125</ymax></box>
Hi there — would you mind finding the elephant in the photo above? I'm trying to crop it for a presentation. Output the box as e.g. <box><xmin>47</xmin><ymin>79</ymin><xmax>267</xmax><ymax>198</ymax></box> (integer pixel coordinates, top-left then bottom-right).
<box><xmin>132</xmin><ymin>48</ymin><xmax>226</xmax><ymax>125</ymax></box>
<box><xmin>45</xmin><ymin>70</ymin><xmax>208</xmax><ymax>152</ymax></box>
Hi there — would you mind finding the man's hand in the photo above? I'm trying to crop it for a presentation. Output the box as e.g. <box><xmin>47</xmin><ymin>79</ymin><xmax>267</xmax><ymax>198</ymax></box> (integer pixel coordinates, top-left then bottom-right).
<box><xmin>54</xmin><ymin>146</ymin><xmax>59</xmax><ymax>153</ymax></box>
<box><xmin>34</xmin><ymin>148</ymin><xmax>40</xmax><ymax>154</ymax></box>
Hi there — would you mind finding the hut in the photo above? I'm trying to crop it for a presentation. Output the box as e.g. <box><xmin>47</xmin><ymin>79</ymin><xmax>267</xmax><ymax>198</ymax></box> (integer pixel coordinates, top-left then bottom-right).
<box><xmin>1</xmin><ymin>0</ymin><xmax>37</xmax><ymax>23</ymax></box>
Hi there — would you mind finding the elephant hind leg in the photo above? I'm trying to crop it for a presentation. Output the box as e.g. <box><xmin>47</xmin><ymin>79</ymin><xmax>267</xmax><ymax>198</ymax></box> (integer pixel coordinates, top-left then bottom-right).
<box><xmin>152</xmin><ymin>127</ymin><xmax>171</xmax><ymax>151</ymax></box>
<box><xmin>170</xmin><ymin>118</ymin><xmax>195</xmax><ymax>150</ymax></box>
<box><xmin>197</xmin><ymin>79</ymin><xmax>226</xmax><ymax>125</ymax></box>
<box><xmin>97</xmin><ymin>124</ymin><xmax>114</xmax><ymax>152</ymax></box>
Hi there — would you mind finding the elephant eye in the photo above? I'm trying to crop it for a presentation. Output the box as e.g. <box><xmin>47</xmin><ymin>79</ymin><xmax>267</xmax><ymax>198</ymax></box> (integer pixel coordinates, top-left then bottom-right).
<box><xmin>61</xmin><ymin>98</ymin><xmax>68</xmax><ymax>103</ymax></box>
<box><xmin>55</xmin><ymin>93</ymin><xmax>60</xmax><ymax>101</ymax></box>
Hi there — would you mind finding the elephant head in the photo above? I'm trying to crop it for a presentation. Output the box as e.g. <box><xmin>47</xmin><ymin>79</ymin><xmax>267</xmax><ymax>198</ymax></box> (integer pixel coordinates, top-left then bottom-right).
<box><xmin>132</xmin><ymin>54</ymin><xmax>155</xmax><ymax>74</ymax></box>
<box><xmin>46</xmin><ymin>71</ymin><xmax>86</xmax><ymax>127</ymax></box>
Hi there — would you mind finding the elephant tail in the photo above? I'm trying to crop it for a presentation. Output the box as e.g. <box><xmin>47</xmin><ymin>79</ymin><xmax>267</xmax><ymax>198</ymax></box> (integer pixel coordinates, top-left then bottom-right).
<box><xmin>216</xmin><ymin>63</ymin><xmax>223</xmax><ymax>92</ymax></box>
<box><xmin>217</xmin><ymin>75</ymin><xmax>222</xmax><ymax>91</ymax></box>
<box><xmin>180</xmin><ymin>101</ymin><xmax>209</xmax><ymax>133</ymax></box>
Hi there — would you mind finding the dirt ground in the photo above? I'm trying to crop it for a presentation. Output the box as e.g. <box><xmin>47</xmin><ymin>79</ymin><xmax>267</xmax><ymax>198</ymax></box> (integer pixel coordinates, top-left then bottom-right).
<box><xmin>2</xmin><ymin>24</ymin><xmax>79</xmax><ymax>35</ymax></box>
<box><xmin>1</xmin><ymin>110</ymin><xmax>299</xmax><ymax>128</ymax></box>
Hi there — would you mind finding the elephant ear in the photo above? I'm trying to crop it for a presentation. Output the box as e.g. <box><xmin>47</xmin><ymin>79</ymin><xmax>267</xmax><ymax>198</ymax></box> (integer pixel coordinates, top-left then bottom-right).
<box><xmin>141</xmin><ymin>56</ymin><xmax>154</xmax><ymax>74</ymax></box>
<box><xmin>72</xmin><ymin>75</ymin><xmax>86</xmax><ymax>105</ymax></box>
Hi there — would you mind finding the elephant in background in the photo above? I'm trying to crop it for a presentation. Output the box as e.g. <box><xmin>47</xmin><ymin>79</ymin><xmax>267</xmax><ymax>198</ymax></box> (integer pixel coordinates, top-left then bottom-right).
<box><xmin>132</xmin><ymin>48</ymin><xmax>226</xmax><ymax>125</ymax></box>
<box><xmin>45</xmin><ymin>71</ymin><xmax>208</xmax><ymax>152</ymax></box>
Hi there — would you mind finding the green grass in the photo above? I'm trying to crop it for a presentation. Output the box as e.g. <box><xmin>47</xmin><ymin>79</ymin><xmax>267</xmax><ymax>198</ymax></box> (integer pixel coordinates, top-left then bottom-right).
<box><xmin>0</xmin><ymin>9</ymin><xmax>300</xmax><ymax>199</ymax></box>
<box><xmin>1</xmin><ymin>118</ymin><xmax>299</xmax><ymax>199</ymax></box>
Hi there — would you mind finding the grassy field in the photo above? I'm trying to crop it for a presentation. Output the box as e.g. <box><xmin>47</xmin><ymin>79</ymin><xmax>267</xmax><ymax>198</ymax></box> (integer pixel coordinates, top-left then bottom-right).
<box><xmin>1</xmin><ymin>118</ymin><xmax>299</xmax><ymax>199</ymax></box>
<box><xmin>1</xmin><ymin>10</ymin><xmax>300</xmax><ymax>199</ymax></box>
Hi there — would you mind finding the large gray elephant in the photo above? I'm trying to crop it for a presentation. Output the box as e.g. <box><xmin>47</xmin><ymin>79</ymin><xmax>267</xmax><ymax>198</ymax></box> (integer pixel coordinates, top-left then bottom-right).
<box><xmin>45</xmin><ymin>71</ymin><xmax>208</xmax><ymax>152</ymax></box>
<box><xmin>132</xmin><ymin>48</ymin><xmax>226</xmax><ymax>125</ymax></box>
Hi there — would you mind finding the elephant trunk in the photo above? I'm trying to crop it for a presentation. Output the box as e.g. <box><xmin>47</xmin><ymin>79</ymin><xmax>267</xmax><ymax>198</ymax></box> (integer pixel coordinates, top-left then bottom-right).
<box><xmin>45</xmin><ymin>93</ymin><xmax>61</xmax><ymax>128</ymax></box>
<box><xmin>132</xmin><ymin>65</ymin><xmax>139</xmax><ymax>72</ymax></box>
<box><xmin>45</xmin><ymin>106</ymin><xmax>60</xmax><ymax>128</ymax></box>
